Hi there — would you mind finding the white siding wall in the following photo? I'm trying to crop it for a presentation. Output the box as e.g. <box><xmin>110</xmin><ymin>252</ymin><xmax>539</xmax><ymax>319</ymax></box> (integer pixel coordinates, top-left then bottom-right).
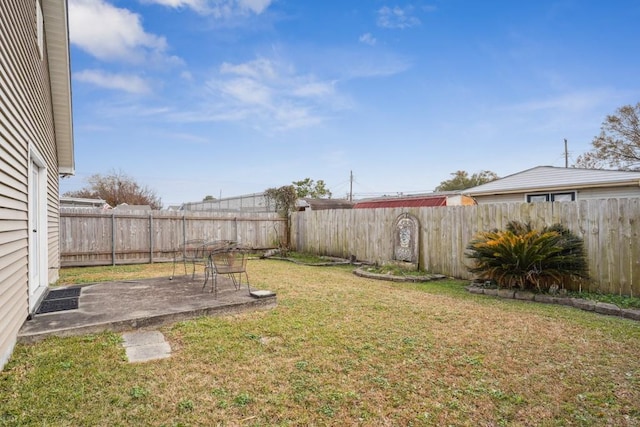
<box><xmin>474</xmin><ymin>185</ymin><xmax>640</xmax><ymax>205</ymax></box>
<box><xmin>473</xmin><ymin>193</ymin><xmax>526</xmax><ymax>204</ymax></box>
<box><xmin>578</xmin><ymin>186</ymin><xmax>640</xmax><ymax>200</ymax></box>
<box><xmin>0</xmin><ymin>1</ymin><xmax>61</xmax><ymax>369</ymax></box>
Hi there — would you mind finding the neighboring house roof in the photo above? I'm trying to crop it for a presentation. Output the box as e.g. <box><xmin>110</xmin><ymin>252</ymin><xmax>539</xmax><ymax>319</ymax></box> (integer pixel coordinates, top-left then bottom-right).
<box><xmin>353</xmin><ymin>193</ymin><xmax>464</xmax><ymax>209</ymax></box>
<box><xmin>43</xmin><ymin>0</ymin><xmax>74</xmax><ymax>175</ymax></box>
<box><xmin>60</xmin><ymin>197</ymin><xmax>108</xmax><ymax>208</ymax></box>
<box><xmin>463</xmin><ymin>166</ymin><xmax>640</xmax><ymax>196</ymax></box>
<box><xmin>296</xmin><ymin>198</ymin><xmax>354</xmax><ymax>211</ymax></box>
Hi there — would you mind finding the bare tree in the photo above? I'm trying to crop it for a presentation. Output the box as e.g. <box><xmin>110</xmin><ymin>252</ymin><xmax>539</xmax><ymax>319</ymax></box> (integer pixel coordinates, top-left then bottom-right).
<box><xmin>63</xmin><ymin>170</ymin><xmax>162</xmax><ymax>209</ymax></box>
<box><xmin>574</xmin><ymin>102</ymin><xmax>640</xmax><ymax>170</ymax></box>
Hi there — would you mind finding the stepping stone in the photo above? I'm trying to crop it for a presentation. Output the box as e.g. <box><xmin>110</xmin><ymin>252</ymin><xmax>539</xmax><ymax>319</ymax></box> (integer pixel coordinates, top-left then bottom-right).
<box><xmin>122</xmin><ymin>331</ymin><xmax>171</xmax><ymax>363</ymax></box>
<box><xmin>250</xmin><ymin>290</ymin><xmax>276</xmax><ymax>298</ymax></box>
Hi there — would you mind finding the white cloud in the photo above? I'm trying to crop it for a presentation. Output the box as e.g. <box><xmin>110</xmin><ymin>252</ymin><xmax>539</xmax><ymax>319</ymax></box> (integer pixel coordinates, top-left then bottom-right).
<box><xmin>239</xmin><ymin>0</ymin><xmax>271</xmax><ymax>14</ymax></box>
<box><xmin>220</xmin><ymin>57</ymin><xmax>278</xmax><ymax>80</ymax></box>
<box><xmin>141</xmin><ymin>0</ymin><xmax>273</xmax><ymax>17</ymax></box>
<box><xmin>273</xmin><ymin>104</ymin><xmax>323</xmax><ymax>131</ymax></box>
<box><xmin>377</xmin><ymin>6</ymin><xmax>421</xmax><ymax>29</ymax></box>
<box><xmin>167</xmin><ymin>108</ymin><xmax>249</xmax><ymax>123</ymax></box>
<box><xmin>359</xmin><ymin>33</ymin><xmax>377</xmax><ymax>46</ymax></box>
<box><xmin>339</xmin><ymin>51</ymin><xmax>411</xmax><ymax>79</ymax></box>
<box><xmin>74</xmin><ymin>69</ymin><xmax>152</xmax><ymax>94</ymax></box>
<box><xmin>192</xmin><ymin>57</ymin><xmax>346</xmax><ymax>130</ymax></box>
<box><xmin>292</xmin><ymin>81</ymin><xmax>335</xmax><ymax>98</ymax></box>
<box><xmin>69</xmin><ymin>0</ymin><xmax>170</xmax><ymax>63</ymax></box>
<box><xmin>140</xmin><ymin>0</ymin><xmax>209</xmax><ymax>14</ymax></box>
<box><xmin>216</xmin><ymin>77</ymin><xmax>273</xmax><ymax>105</ymax></box>
<box><xmin>220</xmin><ymin>58</ymin><xmax>336</xmax><ymax>99</ymax></box>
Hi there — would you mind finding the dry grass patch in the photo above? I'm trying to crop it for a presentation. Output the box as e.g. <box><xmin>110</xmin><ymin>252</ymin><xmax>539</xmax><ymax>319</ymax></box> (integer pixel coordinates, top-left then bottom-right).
<box><xmin>53</xmin><ymin>263</ymin><xmax>176</xmax><ymax>285</ymax></box>
<box><xmin>2</xmin><ymin>261</ymin><xmax>639</xmax><ymax>426</ymax></box>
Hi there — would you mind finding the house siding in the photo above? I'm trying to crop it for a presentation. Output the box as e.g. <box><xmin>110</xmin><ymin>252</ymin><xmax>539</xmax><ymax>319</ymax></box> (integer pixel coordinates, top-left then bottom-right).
<box><xmin>473</xmin><ymin>186</ymin><xmax>640</xmax><ymax>204</ymax></box>
<box><xmin>577</xmin><ymin>186</ymin><xmax>640</xmax><ymax>200</ymax></box>
<box><xmin>0</xmin><ymin>0</ymin><xmax>61</xmax><ymax>368</ymax></box>
<box><xmin>472</xmin><ymin>194</ymin><xmax>525</xmax><ymax>204</ymax></box>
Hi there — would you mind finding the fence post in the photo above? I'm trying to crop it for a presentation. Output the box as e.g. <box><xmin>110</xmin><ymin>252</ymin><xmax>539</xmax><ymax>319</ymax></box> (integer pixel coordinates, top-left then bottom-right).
<box><xmin>149</xmin><ymin>212</ymin><xmax>154</xmax><ymax>264</ymax></box>
<box><xmin>234</xmin><ymin>217</ymin><xmax>238</xmax><ymax>243</ymax></box>
<box><xmin>111</xmin><ymin>211</ymin><xmax>116</xmax><ymax>266</ymax></box>
<box><xmin>182</xmin><ymin>213</ymin><xmax>186</xmax><ymax>247</ymax></box>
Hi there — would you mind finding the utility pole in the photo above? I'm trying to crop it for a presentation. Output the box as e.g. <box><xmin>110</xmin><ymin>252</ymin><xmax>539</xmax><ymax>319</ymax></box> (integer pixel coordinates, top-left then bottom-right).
<box><xmin>564</xmin><ymin>138</ymin><xmax>569</xmax><ymax>168</ymax></box>
<box><xmin>349</xmin><ymin>170</ymin><xmax>353</xmax><ymax>202</ymax></box>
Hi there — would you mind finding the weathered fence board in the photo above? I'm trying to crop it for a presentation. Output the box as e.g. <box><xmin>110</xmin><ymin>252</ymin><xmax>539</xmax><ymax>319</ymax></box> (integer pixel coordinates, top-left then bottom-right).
<box><xmin>290</xmin><ymin>199</ymin><xmax>640</xmax><ymax>296</ymax></box>
<box><xmin>59</xmin><ymin>209</ymin><xmax>285</xmax><ymax>267</ymax></box>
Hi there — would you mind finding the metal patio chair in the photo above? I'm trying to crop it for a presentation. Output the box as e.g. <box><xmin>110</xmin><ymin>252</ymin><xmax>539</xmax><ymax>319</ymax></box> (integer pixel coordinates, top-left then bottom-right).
<box><xmin>201</xmin><ymin>240</ymin><xmax>237</xmax><ymax>292</ymax></box>
<box><xmin>169</xmin><ymin>239</ymin><xmax>206</xmax><ymax>280</ymax></box>
<box><xmin>206</xmin><ymin>247</ymin><xmax>250</xmax><ymax>298</ymax></box>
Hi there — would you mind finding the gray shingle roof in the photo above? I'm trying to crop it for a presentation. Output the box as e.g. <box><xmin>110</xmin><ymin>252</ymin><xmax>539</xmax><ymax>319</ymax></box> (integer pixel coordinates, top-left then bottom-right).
<box><xmin>463</xmin><ymin>166</ymin><xmax>640</xmax><ymax>196</ymax></box>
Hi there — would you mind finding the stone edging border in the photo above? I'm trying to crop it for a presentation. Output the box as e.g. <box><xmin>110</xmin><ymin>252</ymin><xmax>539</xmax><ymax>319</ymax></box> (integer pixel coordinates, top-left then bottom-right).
<box><xmin>466</xmin><ymin>285</ymin><xmax>640</xmax><ymax>322</ymax></box>
<box><xmin>353</xmin><ymin>267</ymin><xmax>447</xmax><ymax>283</ymax></box>
<box><xmin>266</xmin><ymin>256</ymin><xmax>353</xmax><ymax>267</ymax></box>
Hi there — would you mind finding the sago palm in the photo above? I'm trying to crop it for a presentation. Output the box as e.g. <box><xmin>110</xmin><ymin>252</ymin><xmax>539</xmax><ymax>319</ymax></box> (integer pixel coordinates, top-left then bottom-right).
<box><xmin>466</xmin><ymin>221</ymin><xmax>588</xmax><ymax>291</ymax></box>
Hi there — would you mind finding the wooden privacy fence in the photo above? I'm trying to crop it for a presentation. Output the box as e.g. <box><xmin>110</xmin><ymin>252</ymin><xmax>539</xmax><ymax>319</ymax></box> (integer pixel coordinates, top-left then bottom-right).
<box><xmin>59</xmin><ymin>209</ymin><xmax>286</xmax><ymax>267</ymax></box>
<box><xmin>291</xmin><ymin>199</ymin><xmax>640</xmax><ymax>296</ymax></box>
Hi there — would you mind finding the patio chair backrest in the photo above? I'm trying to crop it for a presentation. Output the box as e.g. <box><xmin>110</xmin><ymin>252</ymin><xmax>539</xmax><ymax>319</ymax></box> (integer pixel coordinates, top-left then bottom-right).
<box><xmin>204</xmin><ymin>240</ymin><xmax>237</xmax><ymax>256</ymax></box>
<box><xmin>211</xmin><ymin>250</ymin><xmax>248</xmax><ymax>274</ymax></box>
<box><xmin>180</xmin><ymin>239</ymin><xmax>206</xmax><ymax>261</ymax></box>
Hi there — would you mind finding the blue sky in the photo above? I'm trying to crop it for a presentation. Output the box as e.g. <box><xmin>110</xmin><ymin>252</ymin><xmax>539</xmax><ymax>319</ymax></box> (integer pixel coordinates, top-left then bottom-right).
<box><xmin>61</xmin><ymin>0</ymin><xmax>640</xmax><ymax>206</ymax></box>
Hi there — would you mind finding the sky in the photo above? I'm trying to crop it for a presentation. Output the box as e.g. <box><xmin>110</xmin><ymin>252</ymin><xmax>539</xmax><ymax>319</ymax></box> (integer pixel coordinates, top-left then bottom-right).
<box><xmin>60</xmin><ymin>0</ymin><xmax>640</xmax><ymax>207</ymax></box>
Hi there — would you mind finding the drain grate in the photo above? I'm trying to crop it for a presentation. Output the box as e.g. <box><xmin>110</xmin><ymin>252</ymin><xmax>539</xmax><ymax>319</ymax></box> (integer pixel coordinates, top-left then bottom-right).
<box><xmin>35</xmin><ymin>287</ymin><xmax>82</xmax><ymax>314</ymax></box>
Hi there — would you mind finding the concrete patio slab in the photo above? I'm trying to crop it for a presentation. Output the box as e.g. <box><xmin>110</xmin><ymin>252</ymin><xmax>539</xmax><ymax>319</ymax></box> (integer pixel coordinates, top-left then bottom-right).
<box><xmin>18</xmin><ymin>275</ymin><xmax>277</xmax><ymax>343</ymax></box>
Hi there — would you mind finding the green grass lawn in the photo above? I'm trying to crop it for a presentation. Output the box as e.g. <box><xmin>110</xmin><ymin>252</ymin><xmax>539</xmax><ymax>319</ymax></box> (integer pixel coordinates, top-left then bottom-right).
<box><xmin>2</xmin><ymin>260</ymin><xmax>639</xmax><ymax>426</ymax></box>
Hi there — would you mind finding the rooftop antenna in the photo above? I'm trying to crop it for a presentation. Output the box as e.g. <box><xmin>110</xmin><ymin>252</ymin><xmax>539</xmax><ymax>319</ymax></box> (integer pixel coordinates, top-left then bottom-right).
<box><xmin>564</xmin><ymin>138</ymin><xmax>569</xmax><ymax>168</ymax></box>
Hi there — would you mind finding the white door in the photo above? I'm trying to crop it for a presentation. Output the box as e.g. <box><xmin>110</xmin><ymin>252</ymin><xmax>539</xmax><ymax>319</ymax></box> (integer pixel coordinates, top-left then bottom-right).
<box><xmin>28</xmin><ymin>153</ymin><xmax>47</xmax><ymax>311</ymax></box>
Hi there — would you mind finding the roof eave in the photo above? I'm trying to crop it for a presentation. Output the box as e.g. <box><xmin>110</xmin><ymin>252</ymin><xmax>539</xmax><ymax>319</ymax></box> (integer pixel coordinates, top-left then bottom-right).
<box><xmin>43</xmin><ymin>0</ymin><xmax>74</xmax><ymax>176</ymax></box>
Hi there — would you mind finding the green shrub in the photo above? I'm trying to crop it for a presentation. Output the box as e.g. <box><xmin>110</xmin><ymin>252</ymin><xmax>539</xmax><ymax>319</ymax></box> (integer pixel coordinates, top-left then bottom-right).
<box><xmin>466</xmin><ymin>221</ymin><xmax>588</xmax><ymax>291</ymax></box>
